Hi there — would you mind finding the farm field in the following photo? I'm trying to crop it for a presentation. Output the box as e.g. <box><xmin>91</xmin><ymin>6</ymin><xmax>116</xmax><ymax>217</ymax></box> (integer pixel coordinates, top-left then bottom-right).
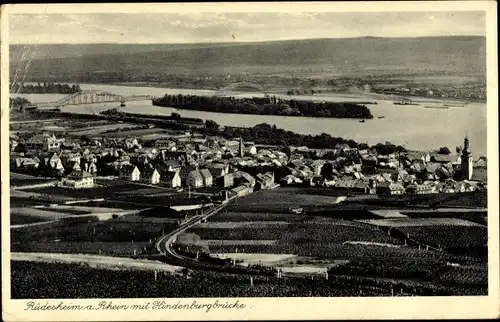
<box><xmin>23</xmin><ymin>182</ymin><xmax>157</xmax><ymax>199</ymax></box>
<box><xmin>227</xmin><ymin>189</ymin><xmax>348</xmax><ymax>213</ymax></box>
<box><xmin>11</xmin><ymin>261</ymin><xmax>486</xmax><ymax>298</ymax></box>
<box><xmin>12</xmin><ymin>217</ymin><xmax>176</xmax><ymax>243</ymax></box>
<box><xmin>195</xmin><ymin>221</ymin><xmax>290</xmax><ymax>229</ymax></box>
<box><xmin>210</xmin><ymin>212</ymin><xmax>312</xmax><ymax>222</ymax></box>
<box><xmin>67</xmin><ymin>123</ymin><xmax>141</xmax><ymax>136</ymax></box>
<box><xmin>186</xmin><ymin>221</ymin><xmax>402</xmax><ymax>245</ymax></box>
<box><xmin>11</xmin><ymin>215</ymin><xmax>178</xmax><ymax>255</ymax></box>
<box><xmin>10</xmin><ymin>172</ymin><xmax>58</xmax><ymax>187</ymax></box>
<box><xmin>11</xmin><ymin>253</ymin><xmax>182</xmax><ymax>272</ymax></box>
<box><xmin>12</xmin><ymin>241</ymin><xmax>151</xmax><ymax>256</ymax></box>
<box><xmin>99</xmin><ymin>127</ymin><xmax>166</xmax><ymax>138</ymax></box>
<box><xmin>328</xmin><ymin>256</ymin><xmax>487</xmax><ymax>288</ymax></box>
<box><xmin>401</xmin><ymin>211</ymin><xmax>487</xmax><ymax>225</ymax></box>
<box><xmin>10</xmin><ymin>207</ymin><xmax>85</xmax><ymax>220</ymax></box>
<box><xmin>180</xmin><ymin>240</ymin><xmax>279</xmax><ymax>246</ymax></box>
<box><xmin>10</xmin><ymin>215</ymin><xmax>48</xmax><ymax>225</ymax></box>
<box><xmin>396</xmin><ymin>225</ymin><xmax>488</xmax><ymax>250</ymax></box>
<box><xmin>357</xmin><ymin>218</ymin><xmax>485</xmax><ymax>227</ymax></box>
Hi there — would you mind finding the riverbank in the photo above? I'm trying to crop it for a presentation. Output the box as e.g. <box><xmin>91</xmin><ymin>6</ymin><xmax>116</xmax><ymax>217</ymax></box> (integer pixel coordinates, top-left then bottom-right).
<box><xmin>12</xmin><ymin>83</ymin><xmax>487</xmax><ymax>155</ymax></box>
<box><xmin>95</xmin><ymin>81</ymin><xmax>486</xmax><ymax>105</ymax></box>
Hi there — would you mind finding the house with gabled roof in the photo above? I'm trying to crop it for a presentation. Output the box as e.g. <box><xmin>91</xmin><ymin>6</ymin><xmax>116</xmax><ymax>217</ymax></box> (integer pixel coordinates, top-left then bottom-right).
<box><xmin>406</xmin><ymin>151</ymin><xmax>431</xmax><ymax>164</ymax></box>
<box><xmin>14</xmin><ymin>157</ymin><xmax>40</xmax><ymax>171</ymax></box>
<box><xmin>378</xmin><ymin>182</ymin><xmax>405</xmax><ymax>195</ymax></box>
<box><xmin>256</xmin><ymin>172</ymin><xmax>275</xmax><ymax>190</ymax></box>
<box><xmin>199</xmin><ymin>169</ymin><xmax>213</xmax><ymax>187</ymax></box>
<box><xmin>208</xmin><ymin>163</ymin><xmax>230</xmax><ymax>178</ymax></box>
<box><xmin>162</xmin><ymin>171</ymin><xmax>181</xmax><ymax>188</ymax></box>
<box><xmin>186</xmin><ymin>169</ymin><xmax>204</xmax><ymax>188</ymax></box>
<box><xmin>63</xmin><ymin>160</ymin><xmax>81</xmax><ymax>175</ymax></box>
<box><xmin>63</xmin><ymin>170</ymin><xmax>94</xmax><ymax>189</ymax></box>
<box><xmin>141</xmin><ymin>166</ymin><xmax>160</xmax><ymax>185</ymax></box>
<box><xmin>119</xmin><ymin>164</ymin><xmax>140</xmax><ymax>181</ymax></box>
<box><xmin>216</xmin><ymin>173</ymin><xmax>235</xmax><ymax>188</ymax></box>
<box><xmin>44</xmin><ymin>153</ymin><xmax>65</xmax><ymax>172</ymax></box>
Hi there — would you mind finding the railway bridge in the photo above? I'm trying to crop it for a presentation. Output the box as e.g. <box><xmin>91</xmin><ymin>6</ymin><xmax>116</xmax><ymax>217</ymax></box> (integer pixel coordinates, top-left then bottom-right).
<box><xmin>37</xmin><ymin>90</ymin><xmax>154</xmax><ymax>107</ymax></box>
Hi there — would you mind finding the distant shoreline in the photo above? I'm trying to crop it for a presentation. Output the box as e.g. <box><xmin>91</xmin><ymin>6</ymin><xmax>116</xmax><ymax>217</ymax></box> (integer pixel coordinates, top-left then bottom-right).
<box><xmin>79</xmin><ymin>82</ymin><xmax>485</xmax><ymax>105</ymax></box>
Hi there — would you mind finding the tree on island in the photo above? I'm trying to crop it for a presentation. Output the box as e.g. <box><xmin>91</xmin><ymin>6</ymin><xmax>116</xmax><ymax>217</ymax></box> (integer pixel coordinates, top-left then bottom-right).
<box><xmin>170</xmin><ymin>112</ymin><xmax>181</xmax><ymax>120</ymax></box>
<box><xmin>205</xmin><ymin>119</ymin><xmax>219</xmax><ymax>130</ymax></box>
<box><xmin>438</xmin><ymin>146</ymin><xmax>451</xmax><ymax>155</ymax></box>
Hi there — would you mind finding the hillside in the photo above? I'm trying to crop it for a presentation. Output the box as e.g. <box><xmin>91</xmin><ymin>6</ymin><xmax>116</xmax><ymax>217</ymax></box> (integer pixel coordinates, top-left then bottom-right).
<box><xmin>10</xmin><ymin>36</ymin><xmax>486</xmax><ymax>81</ymax></box>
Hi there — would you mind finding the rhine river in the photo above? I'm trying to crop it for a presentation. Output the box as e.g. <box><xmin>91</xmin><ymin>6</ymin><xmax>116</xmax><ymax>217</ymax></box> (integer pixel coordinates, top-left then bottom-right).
<box><xmin>12</xmin><ymin>83</ymin><xmax>488</xmax><ymax>156</ymax></box>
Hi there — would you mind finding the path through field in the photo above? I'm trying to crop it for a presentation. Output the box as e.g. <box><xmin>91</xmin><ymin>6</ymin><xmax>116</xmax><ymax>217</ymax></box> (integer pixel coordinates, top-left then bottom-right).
<box><xmin>11</xmin><ymin>252</ymin><xmax>183</xmax><ymax>273</ymax></box>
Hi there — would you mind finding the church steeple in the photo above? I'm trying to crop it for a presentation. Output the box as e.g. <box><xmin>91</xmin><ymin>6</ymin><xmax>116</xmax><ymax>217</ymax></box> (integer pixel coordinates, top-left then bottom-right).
<box><xmin>239</xmin><ymin>137</ymin><xmax>244</xmax><ymax>158</ymax></box>
<box><xmin>460</xmin><ymin>135</ymin><xmax>473</xmax><ymax>181</ymax></box>
<box><xmin>462</xmin><ymin>135</ymin><xmax>470</xmax><ymax>155</ymax></box>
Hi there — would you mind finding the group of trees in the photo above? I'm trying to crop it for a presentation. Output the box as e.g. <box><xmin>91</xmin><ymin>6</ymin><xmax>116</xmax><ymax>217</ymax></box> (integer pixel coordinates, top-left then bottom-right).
<box><xmin>371</xmin><ymin>142</ymin><xmax>407</xmax><ymax>155</ymax></box>
<box><xmin>10</xmin><ymin>82</ymin><xmax>82</xmax><ymax>94</ymax></box>
<box><xmin>9</xmin><ymin>97</ymin><xmax>32</xmax><ymax>109</ymax></box>
<box><xmin>152</xmin><ymin>94</ymin><xmax>373</xmax><ymax>119</ymax></box>
<box><xmin>219</xmin><ymin>123</ymin><xmax>361</xmax><ymax>149</ymax></box>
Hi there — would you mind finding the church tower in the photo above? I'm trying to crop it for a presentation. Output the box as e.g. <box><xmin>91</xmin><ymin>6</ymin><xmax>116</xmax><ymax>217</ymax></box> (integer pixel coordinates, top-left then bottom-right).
<box><xmin>461</xmin><ymin>135</ymin><xmax>473</xmax><ymax>180</ymax></box>
<box><xmin>239</xmin><ymin>137</ymin><xmax>244</xmax><ymax>158</ymax></box>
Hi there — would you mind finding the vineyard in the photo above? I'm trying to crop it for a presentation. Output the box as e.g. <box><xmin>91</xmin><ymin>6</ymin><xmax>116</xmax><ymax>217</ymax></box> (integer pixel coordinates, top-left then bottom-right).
<box><xmin>358</xmin><ymin>218</ymin><xmax>485</xmax><ymax>228</ymax></box>
<box><xmin>11</xmin><ymin>241</ymin><xmax>151</xmax><ymax>256</ymax></box>
<box><xmin>227</xmin><ymin>189</ymin><xmax>342</xmax><ymax>213</ymax></box>
<box><xmin>11</xmin><ymin>261</ymin><xmax>486</xmax><ymax>298</ymax></box>
<box><xmin>12</xmin><ymin>219</ymin><xmax>177</xmax><ymax>244</ymax></box>
<box><xmin>210</xmin><ymin>212</ymin><xmax>310</xmax><ymax>222</ymax></box>
<box><xmin>205</xmin><ymin>243</ymin><xmax>468</xmax><ymax>262</ymax></box>
<box><xmin>186</xmin><ymin>222</ymin><xmax>403</xmax><ymax>245</ymax></box>
<box><xmin>395</xmin><ymin>225</ymin><xmax>488</xmax><ymax>249</ymax></box>
<box><xmin>328</xmin><ymin>257</ymin><xmax>487</xmax><ymax>286</ymax></box>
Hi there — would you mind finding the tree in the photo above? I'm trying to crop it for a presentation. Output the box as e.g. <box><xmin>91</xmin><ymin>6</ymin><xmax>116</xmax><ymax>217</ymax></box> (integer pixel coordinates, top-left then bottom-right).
<box><xmin>170</xmin><ymin>112</ymin><xmax>181</xmax><ymax>120</ymax></box>
<box><xmin>320</xmin><ymin>162</ymin><xmax>334</xmax><ymax>178</ymax></box>
<box><xmin>205</xmin><ymin>120</ymin><xmax>219</xmax><ymax>130</ymax></box>
<box><xmin>438</xmin><ymin>146</ymin><xmax>451</xmax><ymax>155</ymax></box>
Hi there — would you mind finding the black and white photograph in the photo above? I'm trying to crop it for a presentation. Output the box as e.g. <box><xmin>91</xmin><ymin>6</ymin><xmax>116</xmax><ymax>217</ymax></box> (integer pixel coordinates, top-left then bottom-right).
<box><xmin>1</xmin><ymin>2</ymin><xmax>499</xmax><ymax>321</ymax></box>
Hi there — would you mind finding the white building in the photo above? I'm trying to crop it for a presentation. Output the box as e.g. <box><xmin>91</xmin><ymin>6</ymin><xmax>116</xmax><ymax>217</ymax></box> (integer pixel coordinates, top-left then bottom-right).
<box><xmin>120</xmin><ymin>164</ymin><xmax>141</xmax><ymax>181</ymax></box>
<box><xmin>186</xmin><ymin>170</ymin><xmax>203</xmax><ymax>188</ymax></box>
<box><xmin>63</xmin><ymin>170</ymin><xmax>94</xmax><ymax>189</ymax></box>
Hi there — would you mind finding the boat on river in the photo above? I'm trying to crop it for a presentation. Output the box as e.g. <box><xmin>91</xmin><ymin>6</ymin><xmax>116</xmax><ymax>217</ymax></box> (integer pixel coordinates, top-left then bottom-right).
<box><xmin>359</xmin><ymin>120</ymin><xmax>366</xmax><ymax>123</ymax></box>
<box><xmin>378</xmin><ymin>116</ymin><xmax>385</xmax><ymax>119</ymax></box>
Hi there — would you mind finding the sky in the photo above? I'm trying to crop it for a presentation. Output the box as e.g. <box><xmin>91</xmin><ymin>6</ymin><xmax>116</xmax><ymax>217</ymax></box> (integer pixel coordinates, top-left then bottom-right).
<box><xmin>9</xmin><ymin>11</ymin><xmax>486</xmax><ymax>44</ymax></box>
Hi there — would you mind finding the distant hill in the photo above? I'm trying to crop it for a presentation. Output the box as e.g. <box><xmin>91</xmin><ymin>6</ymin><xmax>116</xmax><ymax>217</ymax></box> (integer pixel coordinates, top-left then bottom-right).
<box><xmin>9</xmin><ymin>36</ymin><xmax>486</xmax><ymax>81</ymax></box>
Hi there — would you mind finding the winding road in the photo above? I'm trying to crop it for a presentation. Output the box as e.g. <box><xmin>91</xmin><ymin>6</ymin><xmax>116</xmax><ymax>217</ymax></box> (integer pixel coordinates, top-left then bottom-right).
<box><xmin>155</xmin><ymin>203</ymin><xmax>227</xmax><ymax>260</ymax></box>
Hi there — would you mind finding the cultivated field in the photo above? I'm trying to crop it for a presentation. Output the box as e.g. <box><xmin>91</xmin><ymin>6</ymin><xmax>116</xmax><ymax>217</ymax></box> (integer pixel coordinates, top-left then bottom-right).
<box><xmin>99</xmin><ymin>128</ymin><xmax>166</xmax><ymax>139</ymax></box>
<box><xmin>227</xmin><ymin>189</ymin><xmax>345</xmax><ymax>213</ymax></box>
<box><xmin>11</xmin><ymin>215</ymin><xmax>178</xmax><ymax>256</ymax></box>
<box><xmin>357</xmin><ymin>218</ymin><xmax>485</xmax><ymax>227</ymax></box>
<box><xmin>396</xmin><ymin>225</ymin><xmax>488</xmax><ymax>250</ymax></box>
<box><xmin>11</xmin><ymin>260</ymin><xmax>486</xmax><ymax>298</ymax></box>
<box><xmin>67</xmin><ymin>123</ymin><xmax>141</xmax><ymax>136</ymax></box>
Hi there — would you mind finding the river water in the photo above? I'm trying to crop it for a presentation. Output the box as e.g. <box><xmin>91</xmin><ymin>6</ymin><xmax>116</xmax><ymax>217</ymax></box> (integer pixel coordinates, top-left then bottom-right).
<box><xmin>11</xmin><ymin>83</ymin><xmax>487</xmax><ymax>156</ymax></box>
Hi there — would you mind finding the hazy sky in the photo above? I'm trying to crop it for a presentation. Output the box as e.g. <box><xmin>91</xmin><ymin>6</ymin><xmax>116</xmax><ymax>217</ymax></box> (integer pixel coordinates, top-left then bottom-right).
<box><xmin>9</xmin><ymin>11</ymin><xmax>486</xmax><ymax>44</ymax></box>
